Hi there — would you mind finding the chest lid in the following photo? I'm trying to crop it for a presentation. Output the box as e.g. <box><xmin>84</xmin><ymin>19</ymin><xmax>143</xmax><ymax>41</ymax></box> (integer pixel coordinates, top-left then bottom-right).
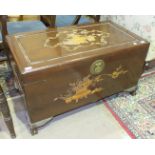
<box><xmin>6</xmin><ymin>21</ymin><xmax>148</xmax><ymax>75</ymax></box>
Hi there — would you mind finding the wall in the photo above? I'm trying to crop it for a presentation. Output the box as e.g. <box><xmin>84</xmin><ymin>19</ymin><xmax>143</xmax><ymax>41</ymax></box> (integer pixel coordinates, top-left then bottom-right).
<box><xmin>101</xmin><ymin>15</ymin><xmax>155</xmax><ymax>61</ymax></box>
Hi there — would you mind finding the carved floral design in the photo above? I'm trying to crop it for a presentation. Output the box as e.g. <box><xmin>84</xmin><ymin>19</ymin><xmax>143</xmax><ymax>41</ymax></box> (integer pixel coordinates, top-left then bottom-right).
<box><xmin>54</xmin><ymin>65</ymin><xmax>128</xmax><ymax>104</ymax></box>
<box><xmin>44</xmin><ymin>28</ymin><xmax>110</xmax><ymax>51</ymax></box>
<box><xmin>105</xmin><ymin>65</ymin><xmax>128</xmax><ymax>79</ymax></box>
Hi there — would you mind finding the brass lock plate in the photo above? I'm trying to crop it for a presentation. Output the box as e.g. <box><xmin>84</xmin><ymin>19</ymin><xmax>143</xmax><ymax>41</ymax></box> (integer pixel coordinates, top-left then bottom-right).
<box><xmin>90</xmin><ymin>59</ymin><xmax>105</xmax><ymax>75</ymax></box>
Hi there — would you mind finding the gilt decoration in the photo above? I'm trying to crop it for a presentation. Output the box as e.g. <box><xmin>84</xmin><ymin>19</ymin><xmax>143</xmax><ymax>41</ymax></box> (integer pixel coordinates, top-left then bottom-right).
<box><xmin>44</xmin><ymin>28</ymin><xmax>110</xmax><ymax>51</ymax></box>
<box><xmin>54</xmin><ymin>65</ymin><xmax>128</xmax><ymax>104</ymax></box>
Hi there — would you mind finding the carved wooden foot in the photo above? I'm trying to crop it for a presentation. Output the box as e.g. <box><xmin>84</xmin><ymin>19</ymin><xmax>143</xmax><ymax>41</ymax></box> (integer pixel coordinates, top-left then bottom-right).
<box><xmin>29</xmin><ymin>116</ymin><xmax>53</xmax><ymax>136</ymax></box>
<box><xmin>125</xmin><ymin>85</ymin><xmax>137</xmax><ymax>96</ymax></box>
<box><xmin>30</xmin><ymin>127</ymin><xmax>38</xmax><ymax>135</ymax></box>
<box><xmin>129</xmin><ymin>90</ymin><xmax>137</xmax><ymax>96</ymax></box>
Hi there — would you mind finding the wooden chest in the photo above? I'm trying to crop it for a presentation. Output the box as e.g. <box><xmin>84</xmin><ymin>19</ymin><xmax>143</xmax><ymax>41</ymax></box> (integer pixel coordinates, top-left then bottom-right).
<box><xmin>6</xmin><ymin>21</ymin><xmax>149</xmax><ymax>134</ymax></box>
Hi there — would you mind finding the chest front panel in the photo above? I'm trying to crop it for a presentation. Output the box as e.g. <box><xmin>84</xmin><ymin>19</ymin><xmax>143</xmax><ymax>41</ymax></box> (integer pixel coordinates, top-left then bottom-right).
<box><xmin>23</xmin><ymin>47</ymin><xmax>147</xmax><ymax>122</ymax></box>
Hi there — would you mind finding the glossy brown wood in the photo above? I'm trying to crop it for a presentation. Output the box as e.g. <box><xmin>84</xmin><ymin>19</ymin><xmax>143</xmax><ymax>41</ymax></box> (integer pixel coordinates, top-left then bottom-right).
<box><xmin>0</xmin><ymin>84</ymin><xmax>16</xmax><ymax>138</ymax></box>
<box><xmin>7</xmin><ymin>21</ymin><xmax>149</xmax><ymax>126</ymax></box>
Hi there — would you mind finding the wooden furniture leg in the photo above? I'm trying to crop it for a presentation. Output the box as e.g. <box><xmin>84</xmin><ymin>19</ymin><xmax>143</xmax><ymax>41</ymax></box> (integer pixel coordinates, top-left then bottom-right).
<box><xmin>72</xmin><ymin>15</ymin><xmax>100</xmax><ymax>25</ymax></box>
<box><xmin>28</xmin><ymin>116</ymin><xmax>53</xmax><ymax>135</ymax></box>
<box><xmin>0</xmin><ymin>85</ymin><xmax>16</xmax><ymax>138</ymax></box>
<box><xmin>144</xmin><ymin>60</ymin><xmax>155</xmax><ymax>70</ymax></box>
<box><xmin>72</xmin><ymin>15</ymin><xmax>82</xmax><ymax>25</ymax></box>
<box><xmin>94</xmin><ymin>15</ymin><xmax>100</xmax><ymax>22</ymax></box>
<box><xmin>40</xmin><ymin>15</ymin><xmax>56</xmax><ymax>27</ymax></box>
<box><xmin>125</xmin><ymin>85</ymin><xmax>138</xmax><ymax>96</ymax></box>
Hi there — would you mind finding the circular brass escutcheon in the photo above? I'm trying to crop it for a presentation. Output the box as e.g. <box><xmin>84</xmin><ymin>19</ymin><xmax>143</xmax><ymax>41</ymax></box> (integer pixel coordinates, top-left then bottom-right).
<box><xmin>90</xmin><ymin>59</ymin><xmax>105</xmax><ymax>75</ymax></box>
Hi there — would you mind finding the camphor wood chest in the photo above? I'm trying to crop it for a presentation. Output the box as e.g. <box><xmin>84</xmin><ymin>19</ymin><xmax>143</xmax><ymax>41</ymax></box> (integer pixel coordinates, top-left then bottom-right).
<box><xmin>7</xmin><ymin>21</ymin><xmax>149</xmax><ymax>134</ymax></box>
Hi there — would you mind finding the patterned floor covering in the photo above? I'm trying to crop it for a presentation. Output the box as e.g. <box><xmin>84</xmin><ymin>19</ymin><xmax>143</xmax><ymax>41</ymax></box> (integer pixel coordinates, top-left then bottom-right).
<box><xmin>104</xmin><ymin>70</ymin><xmax>155</xmax><ymax>139</ymax></box>
<box><xmin>0</xmin><ymin>61</ymin><xmax>19</xmax><ymax>97</ymax></box>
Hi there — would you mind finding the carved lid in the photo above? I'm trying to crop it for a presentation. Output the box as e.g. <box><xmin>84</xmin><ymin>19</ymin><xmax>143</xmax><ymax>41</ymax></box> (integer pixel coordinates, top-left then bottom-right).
<box><xmin>6</xmin><ymin>21</ymin><xmax>147</xmax><ymax>74</ymax></box>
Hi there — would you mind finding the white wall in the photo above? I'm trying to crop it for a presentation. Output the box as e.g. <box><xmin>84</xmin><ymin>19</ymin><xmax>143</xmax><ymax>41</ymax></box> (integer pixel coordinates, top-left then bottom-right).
<box><xmin>100</xmin><ymin>15</ymin><xmax>155</xmax><ymax>61</ymax></box>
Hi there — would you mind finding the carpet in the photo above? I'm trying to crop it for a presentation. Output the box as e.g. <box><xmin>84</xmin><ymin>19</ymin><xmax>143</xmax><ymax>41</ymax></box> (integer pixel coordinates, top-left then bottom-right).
<box><xmin>103</xmin><ymin>70</ymin><xmax>155</xmax><ymax>139</ymax></box>
<box><xmin>0</xmin><ymin>61</ymin><xmax>18</xmax><ymax>97</ymax></box>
